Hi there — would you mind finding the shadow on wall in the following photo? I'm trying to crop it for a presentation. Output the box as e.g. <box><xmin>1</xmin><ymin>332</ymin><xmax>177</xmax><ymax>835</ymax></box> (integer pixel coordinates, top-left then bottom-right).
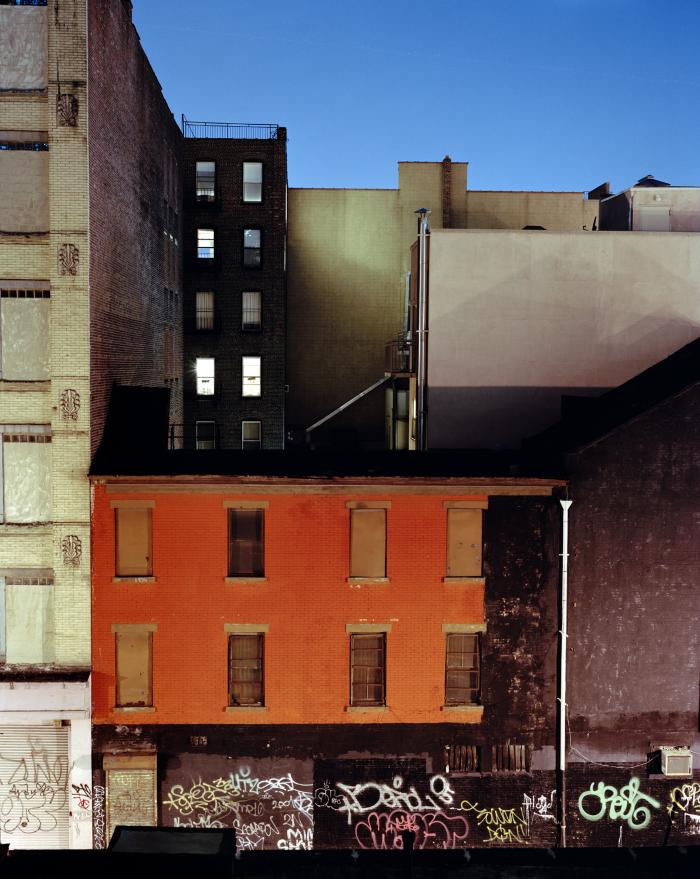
<box><xmin>426</xmin><ymin>386</ymin><xmax>608</xmax><ymax>450</ymax></box>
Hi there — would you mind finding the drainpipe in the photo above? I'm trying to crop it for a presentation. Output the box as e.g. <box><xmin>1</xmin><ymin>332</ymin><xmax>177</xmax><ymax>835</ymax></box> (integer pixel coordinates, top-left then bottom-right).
<box><xmin>558</xmin><ymin>499</ymin><xmax>572</xmax><ymax>847</ymax></box>
<box><xmin>415</xmin><ymin>208</ymin><xmax>430</xmax><ymax>451</ymax></box>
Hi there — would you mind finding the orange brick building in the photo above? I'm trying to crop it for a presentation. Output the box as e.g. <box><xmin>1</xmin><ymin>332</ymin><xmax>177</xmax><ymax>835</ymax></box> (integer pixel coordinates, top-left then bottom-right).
<box><xmin>90</xmin><ymin>449</ymin><xmax>564</xmax><ymax>850</ymax></box>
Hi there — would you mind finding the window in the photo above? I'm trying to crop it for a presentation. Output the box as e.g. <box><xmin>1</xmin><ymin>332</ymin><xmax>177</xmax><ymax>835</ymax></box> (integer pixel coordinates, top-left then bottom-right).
<box><xmin>113</xmin><ymin>624</ymin><xmax>155</xmax><ymax>708</ymax></box>
<box><xmin>348</xmin><ymin>504</ymin><xmax>388</xmax><ymax>579</ymax></box>
<box><xmin>243</xmin><ymin>162</ymin><xmax>263</xmax><ymax>203</ymax></box>
<box><xmin>445</xmin><ymin>633</ymin><xmax>481</xmax><ymax>705</ymax></box>
<box><xmin>196</xmin><ymin>420</ymin><xmax>216</xmax><ymax>450</ymax></box>
<box><xmin>197</xmin><ymin>228</ymin><xmax>215</xmax><ymax>259</ymax></box>
<box><xmin>0</xmin><ymin>424</ymin><xmax>51</xmax><ymax>523</ymax></box>
<box><xmin>228</xmin><ymin>633</ymin><xmax>264</xmax><ymax>706</ymax></box>
<box><xmin>114</xmin><ymin>503</ymin><xmax>153</xmax><ymax>577</ymax></box>
<box><xmin>242</xmin><ymin>356</ymin><xmax>261</xmax><ymax>397</ymax></box>
<box><xmin>0</xmin><ymin>287</ymin><xmax>50</xmax><ymax>380</ymax></box>
<box><xmin>445</xmin><ymin>503</ymin><xmax>485</xmax><ymax>578</ymax></box>
<box><xmin>196</xmin><ymin>357</ymin><xmax>215</xmax><ymax>395</ymax></box>
<box><xmin>492</xmin><ymin>743</ymin><xmax>528</xmax><ymax>773</ymax></box>
<box><xmin>350</xmin><ymin>633</ymin><xmax>386</xmax><ymax>706</ymax></box>
<box><xmin>242</xmin><ymin>421</ymin><xmax>262</xmax><ymax>450</ymax></box>
<box><xmin>242</xmin><ymin>290</ymin><xmax>261</xmax><ymax>331</ymax></box>
<box><xmin>0</xmin><ymin>570</ymin><xmax>54</xmax><ymax>664</ymax></box>
<box><xmin>228</xmin><ymin>509</ymin><xmax>264</xmax><ymax>576</ymax></box>
<box><xmin>195</xmin><ymin>161</ymin><xmax>216</xmax><ymax>202</ymax></box>
<box><xmin>195</xmin><ymin>291</ymin><xmax>215</xmax><ymax>331</ymax></box>
<box><xmin>243</xmin><ymin>229</ymin><xmax>261</xmax><ymax>268</ymax></box>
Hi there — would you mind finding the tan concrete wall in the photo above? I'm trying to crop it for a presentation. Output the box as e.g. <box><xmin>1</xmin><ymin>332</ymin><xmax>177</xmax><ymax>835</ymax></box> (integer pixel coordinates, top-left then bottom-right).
<box><xmin>0</xmin><ymin>6</ymin><xmax>47</xmax><ymax>91</ymax></box>
<box><xmin>632</xmin><ymin>188</ymin><xmax>700</xmax><ymax>232</ymax></box>
<box><xmin>287</xmin><ymin>188</ymin><xmax>404</xmax><ymax>440</ymax></box>
<box><xmin>465</xmin><ymin>190</ymin><xmax>597</xmax><ymax>230</ymax></box>
<box><xmin>426</xmin><ymin>229</ymin><xmax>700</xmax><ymax>448</ymax></box>
<box><xmin>288</xmin><ymin>162</ymin><xmax>594</xmax><ymax>445</ymax></box>
<box><xmin>0</xmin><ymin>151</ymin><xmax>49</xmax><ymax>232</ymax></box>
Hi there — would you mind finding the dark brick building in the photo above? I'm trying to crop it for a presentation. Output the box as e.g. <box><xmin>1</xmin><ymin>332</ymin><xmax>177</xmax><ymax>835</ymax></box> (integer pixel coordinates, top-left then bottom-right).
<box><xmin>533</xmin><ymin>337</ymin><xmax>700</xmax><ymax>847</ymax></box>
<box><xmin>181</xmin><ymin>123</ymin><xmax>287</xmax><ymax>450</ymax></box>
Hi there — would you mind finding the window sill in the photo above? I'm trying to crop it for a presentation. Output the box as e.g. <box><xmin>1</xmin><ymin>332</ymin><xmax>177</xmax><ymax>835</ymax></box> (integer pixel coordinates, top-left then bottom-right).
<box><xmin>0</xmin><ymin>380</ymin><xmax>50</xmax><ymax>391</ymax></box>
<box><xmin>441</xmin><ymin>705</ymin><xmax>484</xmax><ymax>720</ymax></box>
<box><xmin>225</xmin><ymin>576</ymin><xmax>267</xmax><ymax>583</ymax></box>
<box><xmin>346</xmin><ymin>705</ymin><xmax>388</xmax><ymax>713</ymax></box>
<box><xmin>443</xmin><ymin>577</ymin><xmax>486</xmax><ymax>586</ymax></box>
<box><xmin>114</xmin><ymin>706</ymin><xmax>156</xmax><ymax>713</ymax></box>
<box><xmin>347</xmin><ymin>577</ymin><xmax>390</xmax><ymax>585</ymax></box>
<box><xmin>112</xmin><ymin>576</ymin><xmax>156</xmax><ymax>583</ymax></box>
<box><xmin>225</xmin><ymin>705</ymin><xmax>268</xmax><ymax>713</ymax></box>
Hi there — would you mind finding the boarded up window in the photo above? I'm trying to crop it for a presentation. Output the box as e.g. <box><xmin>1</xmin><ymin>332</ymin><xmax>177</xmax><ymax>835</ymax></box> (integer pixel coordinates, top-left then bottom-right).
<box><xmin>0</xmin><ymin>7</ymin><xmax>48</xmax><ymax>91</ymax></box>
<box><xmin>446</xmin><ymin>509</ymin><xmax>482</xmax><ymax>577</ymax></box>
<box><xmin>1</xmin><ymin>427</ymin><xmax>51</xmax><ymax>523</ymax></box>
<box><xmin>229</xmin><ymin>634</ymin><xmax>264</xmax><ymax>706</ymax></box>
<box><xmin>4</xmin><ymin>575</ymin><xmax>54</xmax><ymax>664</ymax></box>
<box><xmin>115</xmin><ymin>629</ymin><xmax>153</xmax><ymax>707</ymax></box>
<box><xmin>445</xmin><ymin>743</ymin><xmax>481</xmax><ymax>773</ymax></box>
<box><xmin>350</xmin><ymin>633</ymin><xmax>386</xmax><ymax>706</ymax></box>
<box><xmin>0</xmin><ymin>293</ymin><xmax>50</xmax><ymax>380</ymax></box>
<box><xmin>350</xmin><ymin>509</ymin><xmax>386</xmax><ymax>578</ymax></box>
<box><xmin>445</xmin><ymin>633</ymin><xmax>481</xmax><ymax>705</ymax></box>
<box><xmin>228</xmin><ymin>509</ymin><xmax>264</xmax><ymax>576</ymax></box>
<box><xmin>115</xmin><ymin>508</ymin><xmax>152</xmax><ymax>576</ymax></box>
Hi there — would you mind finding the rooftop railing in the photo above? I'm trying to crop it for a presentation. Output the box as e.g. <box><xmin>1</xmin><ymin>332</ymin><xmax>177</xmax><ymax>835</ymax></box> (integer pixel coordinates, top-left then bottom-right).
<box><xmin>182</xmin><ymin>117</ymin><xmax>279</xmax><ymax>140</ymax></box>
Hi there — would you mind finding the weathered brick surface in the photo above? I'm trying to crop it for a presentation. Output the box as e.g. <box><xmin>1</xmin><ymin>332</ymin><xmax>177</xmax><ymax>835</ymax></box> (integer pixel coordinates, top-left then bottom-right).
<box><xmin>182</xmin><ymin>134</ymin><xmax>287</xmax><ymax>448</ymax></box>
<box><xmin>88</xmin><ymin>0</ymin><xmax>183</xmax><ymax>453</ymax></box>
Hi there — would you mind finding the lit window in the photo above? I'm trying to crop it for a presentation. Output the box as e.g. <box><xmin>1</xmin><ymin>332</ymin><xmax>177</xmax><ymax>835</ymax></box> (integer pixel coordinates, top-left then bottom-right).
<box><xmin>195</xmin><ymin>421</ymin><xmax>216</xmax><ymax>450</ymax></box>
<box><xmin>350</xmin><ymin>633</ymin><xmax>386</xmax><ymax>707</ymax></box>
<box><xmin>242</xmin><ymin>290</ymin><xmax>261</xmax><ymax>331</ymax></box>
<box><xmin>242</xmin><ymin>421</ymin><xmax>262</xmax><ymax>450</ymax></box>
<box><xmin>196</xmin><ymin>161</ymin><xmax>216</xmax><ymax>201</ymax></box>
<box><xmin>196</xmin><ymin>357</ymin><xmax>215</xmax><ymax>395</ymax></box>
<box><xmin>195</xmin><ymin>291</ymin><xmax>215</xmax><ymax>331</ymax></box>
<box><xmin>445</xmin><ymin>633</ymin><xmax>481</xmax><ymax>705</ymax></box>
<box><xmin>243</xmin><ymin>229</ymin><xmax>261</xmax><ymax>268</ymax></box>
<box><xmin>229</xmin><ymin>633</ymin><xmax>264</xmax><ymax>706</ymax></box>
<box><xmin>197</xmin><ymin>228</ymin><xmax>214</xmax><ymax>259</ymax></box>
<box><xmin>242</xmin><ymin>356</ymin><xmax>261</xmax><ymax>396</ymax></box>
<box><xmin>243</xmin><ymin>162</ymin><xmax>262</xmax><ymax>203</ymax></box>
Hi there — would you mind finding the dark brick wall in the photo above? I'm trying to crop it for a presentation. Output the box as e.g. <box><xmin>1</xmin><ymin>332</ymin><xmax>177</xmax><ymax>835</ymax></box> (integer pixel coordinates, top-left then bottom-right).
<box><xmin>182</xmin><ymin>134</ymin><xmax>287</xmax><ymax>449</ymax></box>
<box><xmin>88</xmin><ymin>0</ymin><xmax>183</xmax><ymax>453</ymax></box>
<box><xmin>566</xmin><ymin>384</ymin><xmax>700</xmax><ymax>741</ymax></box>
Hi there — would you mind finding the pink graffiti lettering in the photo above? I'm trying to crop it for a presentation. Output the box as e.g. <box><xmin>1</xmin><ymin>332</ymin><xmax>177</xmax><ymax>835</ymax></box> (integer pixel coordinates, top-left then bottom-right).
<box><xmin>354</xmin><ymin>810</ymin><xmax>469</xmax><ymax>850</ymax></box>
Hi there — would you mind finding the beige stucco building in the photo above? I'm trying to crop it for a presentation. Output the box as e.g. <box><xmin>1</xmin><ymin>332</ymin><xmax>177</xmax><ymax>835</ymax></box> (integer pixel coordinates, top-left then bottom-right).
<box><xmin>0</xmin><ymin>0</ymin><xmax>182</xmax><ymax>849</ymax></box>
<box><xmin>287</xmin><ymin>158</ymin><xmax>597</xmax><ymax>447</ymax></box>
<box><xmin>422</xmin><ymin>228</ymin><xmax>700</xmax><ymax>448</ymax></box>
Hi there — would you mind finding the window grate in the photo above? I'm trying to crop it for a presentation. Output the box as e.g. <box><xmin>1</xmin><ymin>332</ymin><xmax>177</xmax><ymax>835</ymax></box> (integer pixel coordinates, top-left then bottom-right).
<box><xmin>445</xmin><ymin>743</ymin><xmax>480</xmax><ymax>773</ymax></box>
<box><xmin>492</xmin><ymin>743</ymin><xmax>528</xmax><ymax>773</ymax></box>
<box><xmin>1</xmin><ymin>289</ymin><xmax>50</xmax><ymax>298</ymax></box>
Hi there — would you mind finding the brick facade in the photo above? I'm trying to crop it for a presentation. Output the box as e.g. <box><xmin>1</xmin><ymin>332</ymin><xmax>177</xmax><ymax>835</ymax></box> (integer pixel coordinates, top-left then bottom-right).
<box><xmin>182</xmin><ymin>132</ymin><xmax>287</xmax><ymax>449</ymax></box>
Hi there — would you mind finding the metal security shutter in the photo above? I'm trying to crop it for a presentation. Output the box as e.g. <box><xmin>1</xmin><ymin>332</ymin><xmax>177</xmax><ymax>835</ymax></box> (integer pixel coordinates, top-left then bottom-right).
<box><xmin>0</xmin><ymin>724</ymin><xmax>70</xmax><ymax>849</ymax></box>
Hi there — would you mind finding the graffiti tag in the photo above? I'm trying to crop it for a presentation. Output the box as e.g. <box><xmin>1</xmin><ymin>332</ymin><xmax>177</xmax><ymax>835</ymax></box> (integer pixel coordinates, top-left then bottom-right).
<box><xmin>354</xmin><ymin>809</ymin><xmax>469</xmax><ymax>850</ymax></box>
<box><xmin>668</xmin><ymin>782</ymin><xmax>700</xmax><ymax>836</ymax></box>
<box><xmin>578</xmin><ymin>778</ymin><xmax>660</xmax><ymax>830</ymax></box>
<box><xmin>336</xmin><ymin>774</ymin><xmax>454</xmax><ymax>825</ymax></box>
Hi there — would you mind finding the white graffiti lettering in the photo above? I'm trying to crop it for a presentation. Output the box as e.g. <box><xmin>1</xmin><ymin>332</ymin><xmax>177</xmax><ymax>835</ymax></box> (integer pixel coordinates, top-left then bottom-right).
<box><xmin>336</xmin><ymin>774</ymin><xmax>454</xmax><ymax>825</ymax></box>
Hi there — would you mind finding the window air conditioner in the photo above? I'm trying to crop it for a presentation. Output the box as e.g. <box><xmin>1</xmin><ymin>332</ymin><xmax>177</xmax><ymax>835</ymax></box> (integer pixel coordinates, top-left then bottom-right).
<box><xmin>659</xmin><ymin>747</ymin><xmax>693</xmax><ymax>777</ymax></box>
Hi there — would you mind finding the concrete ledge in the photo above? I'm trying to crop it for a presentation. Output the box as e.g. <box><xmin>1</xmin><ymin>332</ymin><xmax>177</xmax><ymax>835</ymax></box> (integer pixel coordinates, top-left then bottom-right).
<box><xmin>347</xmin><ymin>577</ymin><xmax>389</xmax><ymax>585</ymax></box>
<box><xmin>443</xmin><ymin>576</ymin><xmax>486</xmax><ymax>586</ymax></box>
<box><xmin>112</xmin><ymin>576</ymin><xmax>156</xmax><ymax>583</ymax></box>
<box><xmin>225</xmin><ymin>706</ymin><xmax>268</xmax><ymax>713</ymax></box>
<box><xmin>225</xmin><ymin>577</ymin><xmax>267</xmax><ymax>584</ymax></box>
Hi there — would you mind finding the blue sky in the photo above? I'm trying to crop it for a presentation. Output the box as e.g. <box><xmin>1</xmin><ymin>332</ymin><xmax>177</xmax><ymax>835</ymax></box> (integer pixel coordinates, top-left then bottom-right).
<box><xmin>133</xmin><ymin>0</ymin><xmax>700</xmax><ymax>193</ymax></box>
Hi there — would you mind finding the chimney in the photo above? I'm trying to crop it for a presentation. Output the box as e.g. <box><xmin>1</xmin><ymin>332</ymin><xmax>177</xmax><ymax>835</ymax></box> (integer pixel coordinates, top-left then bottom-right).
<box><xmin>441</xmin><ymin>155</ymin><xmax>452</xmax><ymax>228</ymax></box>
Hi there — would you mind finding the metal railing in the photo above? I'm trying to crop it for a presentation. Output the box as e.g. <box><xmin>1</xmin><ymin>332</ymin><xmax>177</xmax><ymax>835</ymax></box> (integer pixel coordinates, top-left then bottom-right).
<box><xmin>182</xmin><ymin>117</ymin><xmax>279</xmax><ymax>140</ymax></box>
<box><xmin>385</xmin><ymin>333</ymin><xmax>415</xmax><ymax>374</ymax></box>
<box><xmin>168</xmin><ymin>423</ymin><xmax>220</xmax><ymax>450</ymax></box>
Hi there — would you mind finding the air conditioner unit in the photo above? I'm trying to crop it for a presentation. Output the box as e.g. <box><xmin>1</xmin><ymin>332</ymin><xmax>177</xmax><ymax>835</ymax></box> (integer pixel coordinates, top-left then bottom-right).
<box><xmin>659</xmin><ymin>747</ymin><xmax>693</xmax><ymax>777</ymax></box>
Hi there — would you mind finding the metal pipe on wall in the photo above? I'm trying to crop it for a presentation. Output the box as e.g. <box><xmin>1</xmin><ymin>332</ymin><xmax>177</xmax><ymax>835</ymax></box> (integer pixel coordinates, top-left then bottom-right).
<box><xmin>415</xmin><ymin>208</ymin><xmax>430</xmax><ymax>451</ymax></box>
<box><xmin>558</xmin><ymin>499</ymin><xmax>572</xmax><ymax>847</ymax></box>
